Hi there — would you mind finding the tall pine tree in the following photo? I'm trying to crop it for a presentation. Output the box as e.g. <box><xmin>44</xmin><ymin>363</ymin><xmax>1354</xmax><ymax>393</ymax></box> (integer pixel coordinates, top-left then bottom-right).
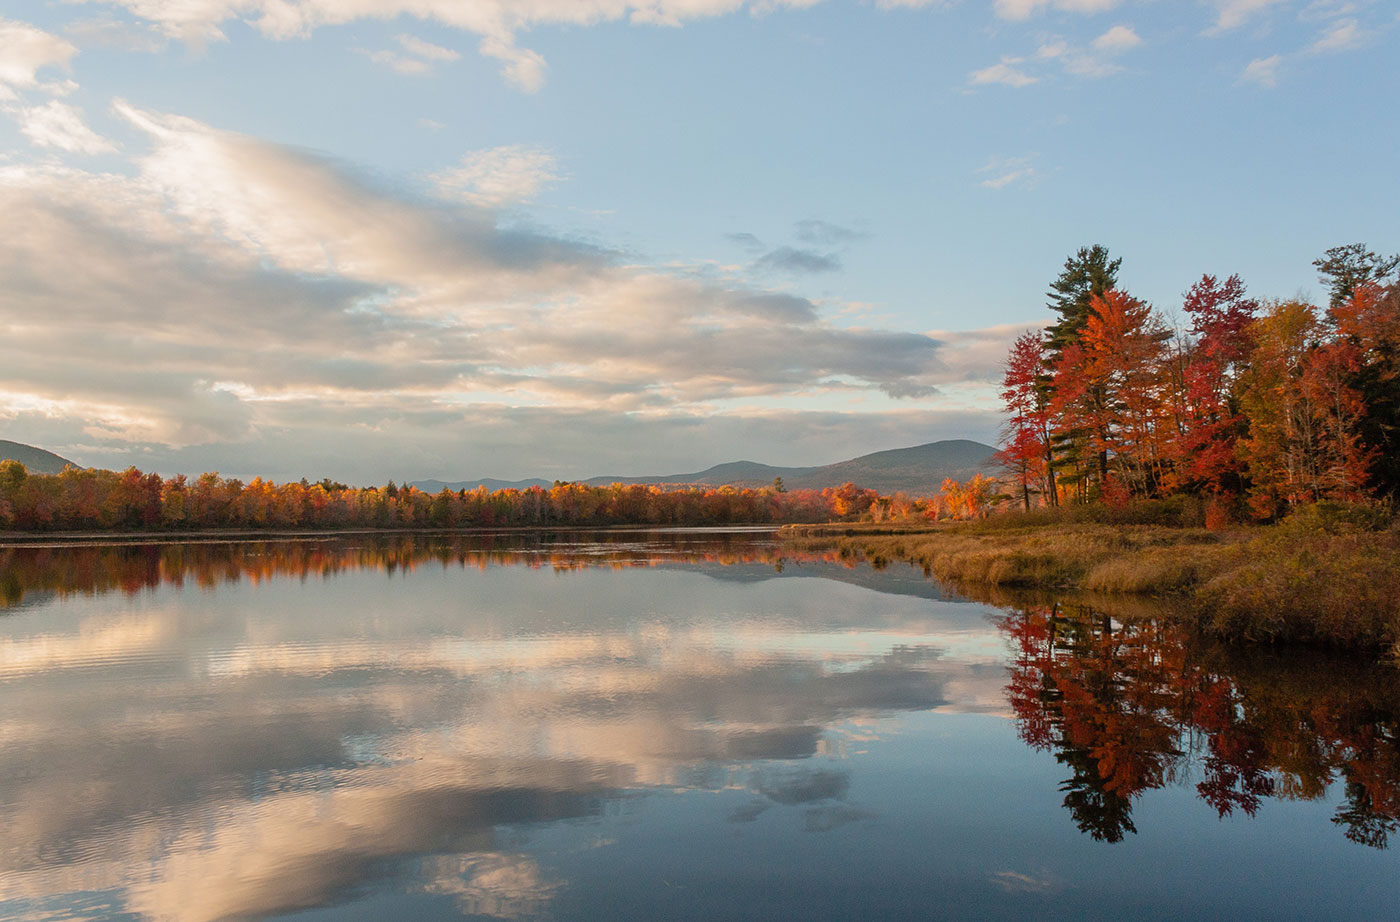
<box><xmin>1046</xmin><ymin>245</ymin><xmax>1122</xmax><ymax>357</ymax></box>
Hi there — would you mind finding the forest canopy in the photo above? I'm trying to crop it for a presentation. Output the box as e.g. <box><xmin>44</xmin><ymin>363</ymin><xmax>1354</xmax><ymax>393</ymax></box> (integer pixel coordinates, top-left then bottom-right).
<box><xmin>997</xmin><ymin>243</ymin><xmax>1400</xmax><ymax>520</ymax></box>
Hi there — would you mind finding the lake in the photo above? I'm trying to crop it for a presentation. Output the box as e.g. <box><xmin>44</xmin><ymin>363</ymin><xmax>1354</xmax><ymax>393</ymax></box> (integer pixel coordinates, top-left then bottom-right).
<box><xmin>1</xmin><ymin>529</ymin><xmax>1397</xmax><ymax>921</ymax></box>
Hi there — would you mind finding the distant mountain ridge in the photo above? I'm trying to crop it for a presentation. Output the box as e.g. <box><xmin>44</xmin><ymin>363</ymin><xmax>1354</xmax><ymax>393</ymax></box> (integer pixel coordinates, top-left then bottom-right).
<box><xmin>412</xmin><ymin>439</ymin><xmax>999</xmax><ymax>497</ymax></box>
<box><xmin>0</xmin><ymin>440</ymin><xmax>78</xmax><ymax>475</ymax></box>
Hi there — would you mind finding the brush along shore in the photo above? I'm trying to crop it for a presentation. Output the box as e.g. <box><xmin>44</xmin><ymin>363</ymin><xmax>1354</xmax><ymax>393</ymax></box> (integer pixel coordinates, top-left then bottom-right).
<box><xmin>781</xmin><ymin>506</ymin><xmax>1400</xmax><ymax>649</ymax></box>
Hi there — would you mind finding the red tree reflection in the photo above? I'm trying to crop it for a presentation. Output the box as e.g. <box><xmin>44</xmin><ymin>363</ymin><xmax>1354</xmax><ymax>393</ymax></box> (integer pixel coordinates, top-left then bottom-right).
<box><xmin>1002</xmin><ymin>602</ymin><xmax>1400</xmax><ymax>847</ymax></box>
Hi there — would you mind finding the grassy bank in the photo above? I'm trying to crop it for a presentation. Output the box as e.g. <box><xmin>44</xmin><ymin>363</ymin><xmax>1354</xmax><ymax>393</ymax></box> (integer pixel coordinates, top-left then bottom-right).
<box><xmin>781</xmin><ymin>506</ymin><xmax>1400</xmax><ymax>649</ymax></box>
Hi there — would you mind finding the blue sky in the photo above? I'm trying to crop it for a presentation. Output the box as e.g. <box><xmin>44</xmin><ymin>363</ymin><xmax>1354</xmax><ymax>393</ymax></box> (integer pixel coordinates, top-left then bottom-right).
<box><xmin>0</xmin><ymin>1</ymin><xmax>1395</xmax><ymax>483</ymax></box>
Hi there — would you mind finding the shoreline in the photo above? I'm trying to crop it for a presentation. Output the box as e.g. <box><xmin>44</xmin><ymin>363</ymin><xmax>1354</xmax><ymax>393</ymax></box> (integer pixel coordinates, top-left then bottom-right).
<box><xmin>779</xmin><ymin>518</ymin><xmax>1400</xmax><ymax>650</ymax></box>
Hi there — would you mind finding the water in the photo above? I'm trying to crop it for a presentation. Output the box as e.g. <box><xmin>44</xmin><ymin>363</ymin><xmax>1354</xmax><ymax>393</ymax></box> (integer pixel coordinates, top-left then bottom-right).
<box><xmin>1</xmin><ymin>530</ymin><xmax>1397</xmax><ymax>921</ymax></box>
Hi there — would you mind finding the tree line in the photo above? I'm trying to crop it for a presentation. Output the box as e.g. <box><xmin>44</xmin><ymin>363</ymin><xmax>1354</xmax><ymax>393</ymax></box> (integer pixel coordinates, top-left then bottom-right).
<box><xmin>998</xmin><ymin>243</ymin><xmax>1400</xmax><ymax>520</ymax></box>
<box><xmin>0</xmin><ymin>457</ymin><xmax>1018</xmax><ymax>533</ymax></box>
<box><xmin>0</xmin><ymin>463</ymin><xmax>919</xmax><ymax>532</ymax></box>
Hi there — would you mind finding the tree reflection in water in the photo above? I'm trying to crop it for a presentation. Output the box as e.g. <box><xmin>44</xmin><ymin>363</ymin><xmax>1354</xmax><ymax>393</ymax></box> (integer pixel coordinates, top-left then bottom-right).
<box><xmin>1002</xmin><ymin>601</ymin><xmax>1400</xmax><ymax>847</ymax></box>
<box><xmin>0</xmin><ymin>531</ymin><xmax>826</xmax><ymax>609</ymax></box>
<box><xmin>6</xmin><ymin>535</ymin><xmax>1399</xmax><ymax>854</ymax></box>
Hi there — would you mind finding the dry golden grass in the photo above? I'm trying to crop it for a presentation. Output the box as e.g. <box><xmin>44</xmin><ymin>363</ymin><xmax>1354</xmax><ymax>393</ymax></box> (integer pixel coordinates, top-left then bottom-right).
<box><xmin>782</xmin><ymin>510</ymin><xmax>1400</xmax><ymax>649</ymax></box>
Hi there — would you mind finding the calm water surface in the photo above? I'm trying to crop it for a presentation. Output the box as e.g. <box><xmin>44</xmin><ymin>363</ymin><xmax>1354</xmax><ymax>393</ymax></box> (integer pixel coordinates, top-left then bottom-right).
<box><xmin>1</xmin><ymin>530</ymin><xmax>1398</xmax><ymax>921</ymax></box>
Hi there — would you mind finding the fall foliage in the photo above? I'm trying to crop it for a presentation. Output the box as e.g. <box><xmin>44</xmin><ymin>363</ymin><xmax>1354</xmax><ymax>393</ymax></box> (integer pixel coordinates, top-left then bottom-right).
<box><xmin>1004</xmin><ymin>601</ymin><xmax>1400</xmax><ymax>846</ymax></box>
<box><xmin>0</xmin><ymin>464</ymin><xmax>924</xmax><ymax>533</ymax></box>
<box><xmin>1001</xmin><ymin>244</ymin><xmax>1400</xmax><ymax>516</ymax></box>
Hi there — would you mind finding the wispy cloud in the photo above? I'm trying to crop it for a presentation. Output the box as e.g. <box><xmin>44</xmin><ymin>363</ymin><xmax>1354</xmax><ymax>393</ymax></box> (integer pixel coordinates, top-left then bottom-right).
<box><xmin>969</xmin><ymin>59</ymin><xmax>1038</xmax><ymax>87</ymax></box>
<box><xmin>1237</xmin><ymin>53</ymin><xmax>1282</xmax><ymax>86</ymax></box>
<box><xmin>1308</xmin><ymin>17</ymin><xmax>1369</xmax><ymax>53</ymax></box>
<box><xmin>1205</xmin><ymin>0</ymin><xmax>1288</xmax><ymax>34</ymax></box>
<box><xmin>990</xmin><ymin>869</ymin><xmax>1061</xmax><ymax>894</ymax></box>
<box><xmin>16</xmin><ymin>101</ymin><xmax>116</xmax><ymax>154</ymax></box>
<box><xmin>794</xmin><ymin>219</ymin><xmax>868</xmax><ymax>246</ymax></box>
<box><xmin>971</xmin><ymin>25</ymin><xmax>1141</xmax><ymax>87</ymax></box>
<box><xmin>992</xmin><ymin>0</ymin><xmax>1120</xmax><ymax>21</ymax></box>
<box><xmin>76</xmin><ymin>1</ymin><xmax>826</xmax><ymax>91</ymax></box>
<box><xmin>367</xmin><ymin>33</ymin><xmax>460</xmax><ymax>75</ymax></box>
<box><xmin>63</xmin><ymin>17</ymin><xmax>167</xmax><ymax>53</ymax></box>
<box><xmin>978</xmin><ymin>156</ymin><xmax>1037</xmax><ymax>190</ymax></box>
<box><xmin>754</xmin><ymin>246</ymin><xmax>841</xmax><ymax>274</ymax></box>
<box><xmin>432</xmin><ymin>145</ymin><xmax>562</xmax><ymax>208</ymax></box>
<box><xmin>725</xmin><ymin>232</ymin><xmax>766</xmax><ymax>253</ymax></box>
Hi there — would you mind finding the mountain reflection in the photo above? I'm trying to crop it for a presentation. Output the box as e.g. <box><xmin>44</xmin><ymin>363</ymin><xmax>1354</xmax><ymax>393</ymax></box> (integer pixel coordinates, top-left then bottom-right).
<box><xmin>1004</xmin><ymin>601</ymin><xmax>1400</xmax><ymax>847</ymax></box>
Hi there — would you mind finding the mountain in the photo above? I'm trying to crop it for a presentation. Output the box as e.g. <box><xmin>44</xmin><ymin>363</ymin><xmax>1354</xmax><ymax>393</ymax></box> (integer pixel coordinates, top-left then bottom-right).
<box><xmin>412</xmin><ymin>439</ymin><xmax>1000</xmax><ymax>497</ymax></box>
<box><xmin>412</xmin><ymin>477</ymin><xmax>552</xmax><ymax>493</ymax></box>
<box><xmin>0</xmin><ymin>440</ymin><xmax>79</xmax><ymax>475</ymax></box>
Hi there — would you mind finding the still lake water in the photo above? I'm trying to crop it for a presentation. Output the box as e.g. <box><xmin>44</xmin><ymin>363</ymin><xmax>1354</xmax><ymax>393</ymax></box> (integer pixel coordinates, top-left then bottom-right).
<box><xmin>1</xmin><ymin>529</ymin><xmax>1398</xmax><ymax>921</ymax></box>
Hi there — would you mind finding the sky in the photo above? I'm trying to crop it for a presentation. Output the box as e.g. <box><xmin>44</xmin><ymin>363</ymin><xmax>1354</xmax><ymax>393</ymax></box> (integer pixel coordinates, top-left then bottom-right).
<box><xmin>0</xmin><ymin>1</ymin><xmax>1395</xmax><ymax>485</ymax></box>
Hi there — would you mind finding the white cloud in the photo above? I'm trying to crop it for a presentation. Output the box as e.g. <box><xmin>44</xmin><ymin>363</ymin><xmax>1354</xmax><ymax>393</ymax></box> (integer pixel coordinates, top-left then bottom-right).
<box><xmin>969</xmin><ymin>60</ymin><xmax>1038</xmax><ymax>87</ymax></box>
<box><xmin>1298</xmin><ymin>0</ymin><xmax>1360</xmax><ymax>22</ymax></box>
<box><xmin>1092</xmin><ymin>24</ymin><xmax>1141</xmax><ymax>52</ymax></box>
<box><xmin>16</xmin><ymin>101</ymin><xmax>117</xmax><ymax>154</ymax></box>
<box><xmin>973</xmin><ymin>28</ymin><xmax>1139</xmax><ymax>87</ymax></box>
<box><xmin>0</xmin><ymin>106</ymin><xmax>989</xmax><ymax>472</ymax></box>
<box><xmin>432</xmin><ymin>145</ymin><xmax>563</xmax><ymax>208</ymax></box>
<box><xmin>1205</xmin><ymin>0</ymin><xmax>1288</xmax><ymax>34</ymax></box>
<box><xmin>368</xmin><ymin>33</ymin><xmax>462</xmax><ymax>74</ymax></box>
<box><xmin>64</xmin><ymin>16</ymin><xmax>168</xmax><ymax>53</ymax></box>
<box><xmin>0</xmin><ymin>18</ymin><xmax>78</xmax><ymax>88</ymax></box>
<box><xmin>75</xmin><ymin>1</ymin><xmax>822</xmax><ymax>91</ymax></box>
<box><xmin>1308</xmin><ymin>17</ymin><xmax>1368</xmax><ymax>52</ymax></box>
<box><xmin>477</xmin><ymin>33</ymin><xmax>548</xmax><ymax>93</ymax></box>
<box><xmin>993</xmin><ymin>0</ymin><xmax>1119</xmax><ymax>21</ymax></box>
<box><xmin>397</xmin><ymin>34</ymin><xmax>460</xmax><ymax>63</ymax></box>
<box><xmin>1238</xmin><ymin>53</ymin><xmax>1282</xmax><ymax>85</ymax></box>
<box><xmin>977</xmin><ymin>157</ymin><xmax>1037</xmax><ymax>190</ymax></box>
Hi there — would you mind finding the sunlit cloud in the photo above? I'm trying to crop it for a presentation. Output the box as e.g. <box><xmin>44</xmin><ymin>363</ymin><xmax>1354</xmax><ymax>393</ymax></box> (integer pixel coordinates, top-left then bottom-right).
<box><xmin>0</xmin><ymin>105</ymin><xmax>999</xmax><ymax>478</ymax></box>
<box><xmin>15</xmin><ymin>100</ymin><xmax>116</xmax><ymax>154</ymax></box>
<box><xmin>432</xmin><ymin>144</ymin><xmax>563</xmax><ymax>207</ymax></box>
<box><xmin>0</xmin><ymin>18</ymin><xmax>78</xmax><ymax>94</ymax></box>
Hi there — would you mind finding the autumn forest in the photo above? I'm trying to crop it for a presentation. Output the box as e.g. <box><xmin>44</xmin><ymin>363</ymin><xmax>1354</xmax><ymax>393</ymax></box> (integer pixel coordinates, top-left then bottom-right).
<box><xmin>997</xmin><ymin>243</ymin><xmax>1400</xmax><ymax>520</ymax></box>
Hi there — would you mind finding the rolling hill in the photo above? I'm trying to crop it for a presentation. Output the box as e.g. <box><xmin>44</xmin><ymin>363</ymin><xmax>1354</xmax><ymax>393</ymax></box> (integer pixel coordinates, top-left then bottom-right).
<box><xmin>0</xmin><ymin>440</ymin><xmax>79</xmax><ymax>475</ymax></box>
<box><xmin>412</xmin><ymin>439</ymin><xmax>1000</xmax><ymax>497</ymax></box>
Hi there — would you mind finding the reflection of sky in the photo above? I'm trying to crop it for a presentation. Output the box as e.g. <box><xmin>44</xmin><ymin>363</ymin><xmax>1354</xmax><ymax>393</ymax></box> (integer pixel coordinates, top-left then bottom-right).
<box><xmin>1</xmin><ymin>535</ymin><xmax>1397</xmax><ymax>922</ymax></box>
